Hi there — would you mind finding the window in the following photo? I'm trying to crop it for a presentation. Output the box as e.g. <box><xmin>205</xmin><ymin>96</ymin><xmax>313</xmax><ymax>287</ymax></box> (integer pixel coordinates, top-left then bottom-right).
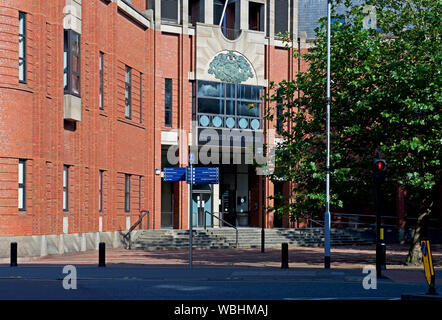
<box><xmin>214</xmin><ymin>0</ymin><xmax>240</xmax><ymax>40</ymax></box>
<box><xmin>63</xmin><ymin>166</ymin><xmax>69</xmax><ymax>211</ymax></box>
<box><xmin>64</xmin><ymin>30</ymin><xmax>81</xmax><ymax>96</ymax></box>
<box><xmin>196</xmin><ymin>81</ymin><xmax>263</xmax><ymax>130</ymax></box>
<box><xmin>189</xmin><ymin>0</ymin><xmax>204</xmax><ymax>24</ymax></box>
<box><xmin>124</xmin><ymin>174</ymin><xmax>130</xmax><ymax>212</ymax></box>
<box><xmin>139</xmin><ymin>72</ymin><xmax>143</xmax><ymax>123</ymax></box>
<box><xmin>99</xmin><ymin>170</ymin><xmax>104</xmax><ymax>212</ymax></box>
<box><xmin>18</xmin><ymin>160</ymin><xmax>26</xmax><ymax>211</ymax></box>
<box><xmin>249</xmin><ymin>2</ymin><xmax>264</xmax><ymax>31</ymax></box>
<box><xmin>161</xmin><ymin>0</ymin><xmax>178</xmax><ymax>22</ymax></box>
<box><xmin>99</xmin><ymin>52</ymin><xmax>104</xmax><ymax>110</ymax></box>
<box><xmin>276</xmin><ymin>89</ymin><xmax>283</xmax><ymax>134</ymax></box>
<box><xmin>165</xmin><ymin>78</ymin><xmax>172</xmax><ymax>127</ymax></box>
<box><xmin>274</xmin><ymin>0</ymin><xmax>289</xmax><ymax>37</ymax></box>
<box><xmin>125</xmin><ymin>66</ymin><xmax>132</xmax><ymax>119</ymax></box>
<box><xmin>18</xmin><ymin>12</ymin><xmax>26</xmax><ymax>83</ymax></box>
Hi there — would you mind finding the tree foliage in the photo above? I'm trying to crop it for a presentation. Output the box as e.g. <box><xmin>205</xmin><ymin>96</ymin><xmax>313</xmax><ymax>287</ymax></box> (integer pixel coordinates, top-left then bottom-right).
<box><xmin>267</xmin><ymin>0</ymin><xmax>441</xmax><ymax>262</ymax></box>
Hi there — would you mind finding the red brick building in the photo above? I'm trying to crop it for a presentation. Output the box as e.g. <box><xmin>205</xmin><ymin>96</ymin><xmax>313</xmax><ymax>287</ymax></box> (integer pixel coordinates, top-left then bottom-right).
<box><xmin>3</xmin><ymin>0</ymin><xmax>436</xmax><ymax>253</ymax></box>
<box><xmin>0</xmin><ymin>0</ymin><xmax>306</xmax><ymax>243</ymax></box>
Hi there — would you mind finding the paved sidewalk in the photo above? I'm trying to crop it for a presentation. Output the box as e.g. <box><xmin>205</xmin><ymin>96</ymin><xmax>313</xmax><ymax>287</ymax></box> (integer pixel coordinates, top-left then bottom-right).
<box><xmin>1</xmin><ymin>243</ymin><xmax>441</xmax><ymax>270</ymax></box>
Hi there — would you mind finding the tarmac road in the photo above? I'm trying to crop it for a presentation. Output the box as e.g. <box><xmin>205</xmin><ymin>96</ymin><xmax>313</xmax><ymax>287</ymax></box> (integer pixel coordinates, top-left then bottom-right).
<box><xmin>0</xmin><ymin>265</ymin><xmax>439</xmax><ymax>300</ymax></box>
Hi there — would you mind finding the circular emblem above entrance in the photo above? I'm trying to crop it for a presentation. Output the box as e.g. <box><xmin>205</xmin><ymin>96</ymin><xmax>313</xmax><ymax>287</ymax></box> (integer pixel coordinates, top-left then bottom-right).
<box><xmin>208</xmin><ymin>51</ymin><xmax>254</xmax><ymax>84</ymax></box>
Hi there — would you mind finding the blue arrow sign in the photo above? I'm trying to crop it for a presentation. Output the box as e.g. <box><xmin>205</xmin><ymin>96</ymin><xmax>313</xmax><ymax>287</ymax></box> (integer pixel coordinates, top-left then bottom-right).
<box><xmin>186</xmin><ymin>167</ymin><xmax>219</xmax><ymax>185</ymax></box>
<box><xmin>163</xmin><ymin>167</ymin><xmax>186</xmax><ymax>181</ymax></box>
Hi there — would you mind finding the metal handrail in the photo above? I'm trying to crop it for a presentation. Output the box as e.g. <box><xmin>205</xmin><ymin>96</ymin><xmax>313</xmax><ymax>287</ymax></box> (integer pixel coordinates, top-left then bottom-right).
<box><xmin>308</xmin><ymin>218</ymin><xmax>324</xmax><ymax>227</ymax></box>
<box><xmin>204</xmin><ymin>210</ymin><xmax>238</xmax><ymax>248</ymax></box>
<box><xmin>124</xmin><ymin>210</ymin><xmax>149</xmax><ymax>247</ymax></box>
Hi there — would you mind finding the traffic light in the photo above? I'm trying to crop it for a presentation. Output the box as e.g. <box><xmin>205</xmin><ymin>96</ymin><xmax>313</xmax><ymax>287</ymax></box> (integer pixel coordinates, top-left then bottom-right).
<box><xmin>372</xmin><ymin>158</ymin><xmax>387</xmax><ymax>184</ymax></box>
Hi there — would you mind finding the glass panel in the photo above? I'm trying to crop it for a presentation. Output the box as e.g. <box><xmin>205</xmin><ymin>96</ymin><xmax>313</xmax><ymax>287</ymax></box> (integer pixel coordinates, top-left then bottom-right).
<box><xmin>237</xmin><ymin>85</ymin><xmax>250</xmax><ymax>100</ymax></box>
<box><xmin>226</xmin><ymin>100</ymin><xmax>235</xmax><ymax>115</ymax></box>
<box><xmin>226</xmin><ymin>83</ymin><xmax>235</xmax><ymax>98</ymax></box>
<box><xmin>72</xmin><ymin>55</ymin><xmax>79</xmax><ymax>73</ymax></box>
<box><xmin>237</xmin><ymin>85</ymin><xmax>261</xmax><ymax>101</ymax></box>
<box><xmin>71</xmin><ymin>33</ymin><xmax>80</xmax><ymax>55</ymax></box>
<box><xmin>19</xmin><ymin>61</ymin><xmax>24</xmax><ymax>82</ymax></box>
<box><xmin>18</xmin><ymin>162</ymin><xmax>24</xmax><ymax>184</ymax></box>
<box><xmin>19</xmin><ymin>14</ymin><xmax>25</xmax><ymax>35</ymax></box>
<box><xmin>63</xmin><ymin>167</ymin><xmax>67</xmax><ymax>187</ymax></box>
<box><xmin>198</xmin><ymin>98</ymin><xmax>224</xmax><ymax>114</ymax></box>
<box><xmin>198</xmin><ymin>81</ymin><xmax>223</xmax><ymax>98</ymax></box>
<box><xmin>19</xmin><ymin>37</ymin><xmax>24</xmax><ymax>57</ymax></box>
<box><xmin>238</xmin><ymin>101</ymin><xmax>260</xmax><ymax>117</ymax></box>
<box><xmin>64</xmin><ymin>52</ymin><xmax>68</xmax><ymax>89</ymax></box>
<box><xmin>18</xmin><ymin>188</ymin><xmax>24</xmax><ymax>209</ymax></box>
<box><xmin>165</xmin><ymin>79</ymin><xmax>172</xmax><ymax>110</ymax></box>
<box><xmin>165</xmin><ymin>111</ymin><xmax>171</xmax><ymax>126</ymax></box>
<box><xmin>63</xmin><ymin>191</ymin><xmax>67</xmax><ymax>210</ymax></box>
<box><xmin>125</xmin><ymin>68</ymin><xmax>131</xmax><ymax>83</ymax></box>
<box><xmin>72</xmin><ymin>75</ymin><xmax>80</xmax><ymax>94</ymax></box>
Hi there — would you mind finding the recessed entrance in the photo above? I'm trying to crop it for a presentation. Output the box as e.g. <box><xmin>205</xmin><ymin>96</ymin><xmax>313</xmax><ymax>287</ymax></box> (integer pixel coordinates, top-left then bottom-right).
<box><xmin>192</xmin><ymin>185</ymin><xmax>213</xmax><ymax>228</ymax></box>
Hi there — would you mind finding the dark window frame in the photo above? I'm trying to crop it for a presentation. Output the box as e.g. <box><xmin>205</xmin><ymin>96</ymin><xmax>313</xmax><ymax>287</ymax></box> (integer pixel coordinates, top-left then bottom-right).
<box><xmin>124</xmin><ymin>174</ymin><xmax>131</xmax><ymax>212</ymax></box>
<box><xmin>248</xmin><ymin>1</ymin><xmax>264</xmax><ymax>32</ymax></box>
<box><xmin>18</xmin><ymin>11</ymin><xmax>26</xmax><ymax>83</ymax></box>
<box><xmin>99</xmin><ymin>170</ymin><xmax>104</xmax><ymax>213</ymax></box>
<box><xmin>64</xmin><ymin>29</ymin><xmax>81</xmax><ymax>97</ymax></box>
<box><xmin>125</xmin><ymin>66</ymin><xmax>132</xmax><ymax>119</ymax></box>
<box><xmin>99</xmin><ymin>52</ymin><xmax>104</xmax><ymax>110</ymax></box>
<box><xmin>18</xmin><ymin>159</ymin><xmax>26</xmax><ymax>211</ymax></box>
<box><xmin>63</xmin><ymin>165</ymin><xmax>69</xmax><ymax>212</ymax></box>
<box><xmin>165</xmin><ymin>78</ymin><xmax>172</xmax><ymax>127</ymax></box>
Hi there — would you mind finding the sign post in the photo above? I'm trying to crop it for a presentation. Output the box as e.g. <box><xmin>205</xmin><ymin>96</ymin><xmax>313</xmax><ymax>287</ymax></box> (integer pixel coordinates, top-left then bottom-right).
<box><xmin>421</xmin><ymin>240</ymin><xmax>437</xmax><ymax>295</ymax></box>
<box><xmin>188</xmin><ymin>153</ymin><xmax>195</xmax><ymax>268</ymax></box>
<box><xmin>163</xmin><ymin>160</ymin><xmax>219</xmax><ymax>269</ymax></box>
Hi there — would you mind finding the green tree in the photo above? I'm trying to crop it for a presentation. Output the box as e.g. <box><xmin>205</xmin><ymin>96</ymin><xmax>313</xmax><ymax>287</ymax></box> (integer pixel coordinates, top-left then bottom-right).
<box><xmin>267</xmin><ymin>0</ymin><xmax>441</xmax><ymax>265</ymax></box>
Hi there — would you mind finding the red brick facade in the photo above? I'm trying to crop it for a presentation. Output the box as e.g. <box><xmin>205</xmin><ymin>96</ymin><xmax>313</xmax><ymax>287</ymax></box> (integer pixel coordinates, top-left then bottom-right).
<box><xmin>0</xmin><ymin>0</ymin><xmax>315</xmax><ymax>237</ymax></box>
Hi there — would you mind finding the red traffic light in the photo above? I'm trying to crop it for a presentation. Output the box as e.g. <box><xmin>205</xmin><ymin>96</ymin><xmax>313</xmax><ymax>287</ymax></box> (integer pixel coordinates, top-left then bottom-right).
<box><xmin>373</xmin><ymin>159</ymin><xmax>386</xmax><ymax>171</ymax></box>
<box><xmin>377</xmin><ymin>161</ymin><xmax>383</xmax><ymax>170</ymax></box>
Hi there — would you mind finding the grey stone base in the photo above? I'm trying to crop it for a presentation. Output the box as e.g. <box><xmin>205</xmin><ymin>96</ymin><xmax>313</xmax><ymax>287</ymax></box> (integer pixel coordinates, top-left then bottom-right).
<box><xmin>0</xmin><ymin>230</ymin><xmax>143</xmax><ymax>259</ymax></box>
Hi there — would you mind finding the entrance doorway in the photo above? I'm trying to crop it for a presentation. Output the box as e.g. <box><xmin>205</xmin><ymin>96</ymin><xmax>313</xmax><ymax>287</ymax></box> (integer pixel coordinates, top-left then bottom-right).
<box><xmin>192</xmin><ymin>185</ymin><xmax>213</xmax><ymax>228</ymax></box>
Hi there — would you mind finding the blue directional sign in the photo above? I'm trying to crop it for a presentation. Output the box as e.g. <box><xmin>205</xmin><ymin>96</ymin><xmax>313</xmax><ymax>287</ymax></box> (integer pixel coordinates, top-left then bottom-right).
<box><xmin>186</xmin><ymin>167</ymin><xmax>219</xmax><ymax>185</ymax></box>
<box><xmin>163</xmin><ymin>167</ymin><xmax>186</xmax><ymax>182</ymax></box>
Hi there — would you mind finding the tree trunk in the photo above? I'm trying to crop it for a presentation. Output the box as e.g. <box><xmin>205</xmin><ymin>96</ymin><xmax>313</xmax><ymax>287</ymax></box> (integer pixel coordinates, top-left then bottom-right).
<box><xmin>405</xmin><ymin>196</ymin><xmax>434</xmax><ymax>266</ymax></box>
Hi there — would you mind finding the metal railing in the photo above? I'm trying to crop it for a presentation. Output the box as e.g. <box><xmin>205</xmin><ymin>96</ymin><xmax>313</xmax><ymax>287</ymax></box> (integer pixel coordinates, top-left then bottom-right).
<box><xmin>123</xmin><ymin>210</ymin><xmax>150</xmax><ymax>249</ymax></box>
<box><xmin>204</xmin><ymin>210</ymin><xmax>238</xmax><ymax>248</ymax></box>
<box><xmin>309</xmin><ymin>218</ymin><xmax>324</xmax><ymax>228</ymax></box>
<box><xmin>307</xmin><ymin>212</ymin><xmax>440</xmax><ymax>230</ymax></box>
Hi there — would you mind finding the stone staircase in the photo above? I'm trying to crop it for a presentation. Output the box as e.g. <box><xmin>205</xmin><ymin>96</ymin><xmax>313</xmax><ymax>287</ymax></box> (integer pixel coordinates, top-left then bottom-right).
<box><xmin>130</xmin><ymin>228</ymin><xmax>376</xmax><ymax>250</ymax></box>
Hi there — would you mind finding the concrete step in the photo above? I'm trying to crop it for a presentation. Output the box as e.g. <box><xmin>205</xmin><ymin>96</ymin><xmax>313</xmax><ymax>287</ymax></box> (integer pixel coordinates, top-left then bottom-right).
<box><xmin>130</xmin><ymin>227</ymin><xmax>375</xmax><ymax>250</ymax></box>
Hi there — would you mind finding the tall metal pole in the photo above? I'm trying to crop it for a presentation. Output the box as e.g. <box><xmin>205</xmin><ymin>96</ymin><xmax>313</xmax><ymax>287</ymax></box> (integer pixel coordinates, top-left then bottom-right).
<box><xmin>324</xmin><ymin>0</ymin><xmax>332</xmax><ymax>269</ymax></box>
<box><xmin>189</xmin><ymin>162</ymin><xmax>193</xmax><ymax>268</ymax></box>
<box><xmin>261</xmin><ymin>174</ymin><xmax>265</xmax><ymax>253</ymax></box>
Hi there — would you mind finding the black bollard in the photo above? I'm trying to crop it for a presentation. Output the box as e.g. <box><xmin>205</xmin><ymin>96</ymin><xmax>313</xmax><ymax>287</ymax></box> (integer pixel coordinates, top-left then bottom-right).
<box><xmin>98</xmin><ymin>242</ymin><xmax>106</xmax><ymax>267</ymax></box>
<box><xmin>10</xmin><ymin>242</ymin><xmax>18</xmax><ymax>267</ymax></box>
<box><xmin>281</xmin><ymin>243</ymin><xmax>289</xmax><ymax>269</ymax></box>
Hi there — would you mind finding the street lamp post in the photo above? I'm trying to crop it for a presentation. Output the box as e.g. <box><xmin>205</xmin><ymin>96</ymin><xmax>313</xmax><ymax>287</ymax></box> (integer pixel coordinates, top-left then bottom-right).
<box><xmin>324</xmin><ymin>0</ymin><xmax>332</xmax><ymax>269</ymax></box>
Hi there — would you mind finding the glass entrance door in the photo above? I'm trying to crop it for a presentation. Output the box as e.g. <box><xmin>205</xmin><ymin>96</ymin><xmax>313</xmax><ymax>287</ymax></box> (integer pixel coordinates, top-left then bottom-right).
<box><xmin>192</xmin><ymin>189</ymin><xmax>213</xmax><ymax>228</ymax></box>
